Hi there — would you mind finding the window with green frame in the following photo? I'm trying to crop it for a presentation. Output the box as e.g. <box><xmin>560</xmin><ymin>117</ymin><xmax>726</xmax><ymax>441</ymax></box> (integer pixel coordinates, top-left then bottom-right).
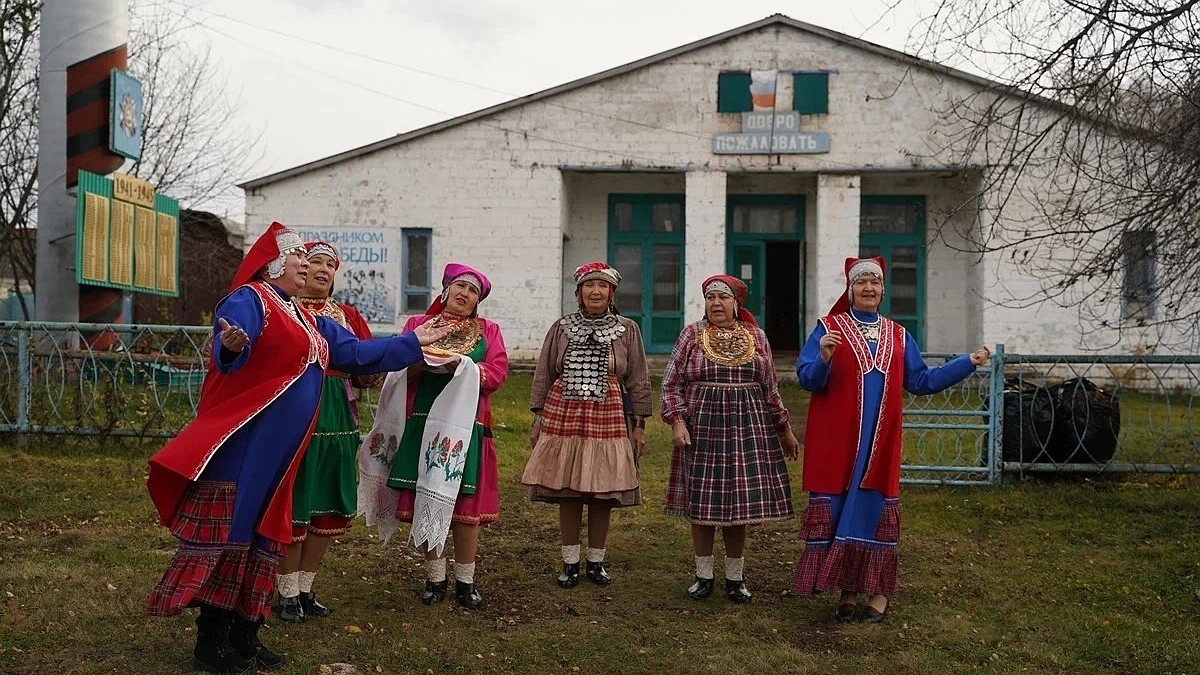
<box><xmin>717</xmin><ymin>72</ymin><xmax>753</xmax><ymax>113</ymax></box>
<box><xmin>607</xmin><ymin>194</ymin><xmax>686</xmax><ymax>354</ymax></box>
<box><xmin>792</xmin><ymin>72</ymin><xmax>828</xmax><ymax>114</ymax></box>
<box><xmin>859</xmin><ymin>196</ymin><xmax>926</xmax><ymax>342</ymax></box>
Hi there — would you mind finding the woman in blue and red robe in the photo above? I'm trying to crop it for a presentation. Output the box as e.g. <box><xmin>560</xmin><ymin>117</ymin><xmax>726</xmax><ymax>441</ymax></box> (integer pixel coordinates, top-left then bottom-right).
<box><xmin>791</xmin><ymin>256</ymin><xmax>990</xmax><ymax>624</ymax></box>
<box><xmin>145</xmin><ymin>221</ymin><xmax>450</xmax><ymax>673</ymax></box>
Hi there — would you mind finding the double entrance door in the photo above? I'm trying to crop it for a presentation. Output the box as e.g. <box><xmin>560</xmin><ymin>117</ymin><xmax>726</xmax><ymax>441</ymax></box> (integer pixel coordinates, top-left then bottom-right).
<box><xmin>608</xmin><ymin>195</ymin><xmax>685</xmax><ymax>353</ymax></box>
<box><xmin>727</xmin><ymin>196</ymin><xmax>806</xmax><ymax>353</ymax></box>
<box><xmin>606</xmin><ymin>194</ymin><xmax>806</xmax><ymax>353</ymax></box>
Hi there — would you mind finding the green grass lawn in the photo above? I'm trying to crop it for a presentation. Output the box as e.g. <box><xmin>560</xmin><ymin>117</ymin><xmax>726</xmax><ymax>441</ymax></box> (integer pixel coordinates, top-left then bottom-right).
<box><xmin>1</xmin><ymin>373</ymin><xmax>1198</xmax><ymax>674</ymax></box>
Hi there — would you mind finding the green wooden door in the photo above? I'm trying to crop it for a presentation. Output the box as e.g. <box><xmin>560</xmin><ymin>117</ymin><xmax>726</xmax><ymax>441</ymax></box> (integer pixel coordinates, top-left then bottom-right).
<box><xmin>726</xmin><ymin>196</ymin><xmax>805</xmax><ymax>346</ymax></box>
<box><xmin>608</xmin><ymin>195</ymin><xmax>685</xmax><ymax>353</ymax></box>
<box><xmin>860</xmin><ymin>196</ymin><xmax>926</xmax><ymax>342</ymax></box>
<box><xmin>730</xmin><ymin>241</ymin><xmax>765</xmax><ymax>319</ymax></box>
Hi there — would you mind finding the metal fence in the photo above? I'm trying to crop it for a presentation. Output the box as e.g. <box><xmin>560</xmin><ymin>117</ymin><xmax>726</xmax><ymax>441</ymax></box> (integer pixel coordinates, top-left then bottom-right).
<box><xmin>995</xmin><ymin>351</ymin><xmax>1200</xmax><ymax>475</ymax></box>
<box><xmin>2</xmin><ymin>323</ymin><xmax>1198</xmax><ymax>482</ymax></box>
<box><xmin>0</xmin><ymin>321</ymin><xmax>210</xmax><ymax>438</ymax></box>
<box><xmin>899</xmin><ymin>347</ymin><xmax>1002</xmax><ymax>487</ymax></box>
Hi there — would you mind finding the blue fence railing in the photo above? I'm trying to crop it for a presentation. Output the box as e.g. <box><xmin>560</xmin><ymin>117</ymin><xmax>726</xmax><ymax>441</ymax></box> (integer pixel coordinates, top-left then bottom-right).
<box><xmin>2</xmin><ymin>322</ymin><xmax>1197</xmax><ymax>481</ymax></box>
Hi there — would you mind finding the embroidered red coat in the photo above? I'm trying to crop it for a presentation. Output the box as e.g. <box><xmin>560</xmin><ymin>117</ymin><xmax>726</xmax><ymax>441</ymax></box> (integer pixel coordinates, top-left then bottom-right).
<box><xmin>802</xmin><ymin>312</ymin><xmax>908</xmax><ymax>497</ymax></box>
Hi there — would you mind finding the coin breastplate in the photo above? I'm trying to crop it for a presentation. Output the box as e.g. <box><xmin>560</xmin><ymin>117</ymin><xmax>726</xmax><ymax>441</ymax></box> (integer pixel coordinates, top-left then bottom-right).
<box><xmin>560</xmin><ymin>312</ymin><xmax>625</xmax><ymax>400</ymax></box>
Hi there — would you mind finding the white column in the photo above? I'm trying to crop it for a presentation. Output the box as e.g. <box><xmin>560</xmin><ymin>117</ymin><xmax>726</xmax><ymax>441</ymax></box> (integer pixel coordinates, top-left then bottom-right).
<box><xmin>809</xmin><ymin>173</ymin><xmax>861</xmax><ymax>326</ymax></box>
<box><xmin>684</xmin><ymin>170</ymin><xmax>727</xmax><ymax>322</ymax></box>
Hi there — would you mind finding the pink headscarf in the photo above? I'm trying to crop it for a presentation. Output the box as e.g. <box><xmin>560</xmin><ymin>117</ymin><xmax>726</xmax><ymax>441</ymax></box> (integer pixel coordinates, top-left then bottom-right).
<box><xmin>425</xmin><ymin>262</ymin><xmax>491</xmax><ymax>315</ymax></box>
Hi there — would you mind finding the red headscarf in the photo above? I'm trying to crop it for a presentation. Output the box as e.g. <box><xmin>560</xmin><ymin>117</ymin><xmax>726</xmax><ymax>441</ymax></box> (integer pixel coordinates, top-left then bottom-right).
<box><xmin>827</xmin><ymin>256</ymin><xmax>886</xmax><ymax>316</ymax></box>
<box><xmin>304</xmin><ymin>241</ymin><xmax>340</xmax><ymax>269</ymax></box>
<box><xmin>228</xmin><ymin>221</ymin><xmax>305</xmax><ymax>292</ymax></box>
<box><xmin>702</xmin><ymin>274</ymin><xmax>758</xmax><ymax>327</ymax></box>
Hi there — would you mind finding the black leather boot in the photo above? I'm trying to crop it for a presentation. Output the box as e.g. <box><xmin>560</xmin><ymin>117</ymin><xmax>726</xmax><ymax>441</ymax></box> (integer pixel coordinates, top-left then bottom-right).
<box><xmin>193</xmin><ymin>605</ymin><xmax>253</xmax><ymax>673</ymax></box>
<box><xmin>454</xmin><ymin>581</ymin><xmax>484</xmax><ymax>609</ymax></box>
<box><xmin>277</xmin><ymin>595</ymin><xmax>304</xmax><ymax>622</ymax></box>
<box><xmin>229</xmin><ymin>614</ymin><xmax>283</xmax><ymax>669</ymax></box>
<box><xmin>421</xmin><ymin>580</ymin><xmax>448</xmax><ymax>605</ymax></box>
<box><xmin>299</xmin><ymin>590</ymin><xmax>333</xmax><ymax>618</ymax></box>
<box><xmin>585</xmin><ymin>561</ymin><xmax>612</xmax><ymax>586</ymax></box>
<box><xmin>725</xmin><ymin>578</ymin><xmax>752</xmax><ymax>603</ymax></box>
<box><xmin>557</xmin><ymin>562</ymin><xmax>580</xmax><ymax>588</ymax></box>
<box><xmin>687</xmin><ymin>576</ymin><xmax>715</xmax><ymax>600</ymax></box>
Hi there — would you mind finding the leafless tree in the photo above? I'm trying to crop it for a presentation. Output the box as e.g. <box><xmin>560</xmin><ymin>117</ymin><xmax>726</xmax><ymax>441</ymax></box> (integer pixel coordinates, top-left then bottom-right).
<box><xmin>126</xmin><ymin>3</ymin><xmax>260</xmax><ymax>212</ymax></box>
<box><xmin>907</xmin><ymin>1</ymin><xmax>1200</xmax><ymax>348</ymax></box>
<box><xmin>0</xmin><ymin>0</ymin><xmax>38</xmax><ymax>319</ymax></box>
<box><xmin>0</xmin><ymin>1</ymin><xmax>258</xmax><ymax>320</ymax></box>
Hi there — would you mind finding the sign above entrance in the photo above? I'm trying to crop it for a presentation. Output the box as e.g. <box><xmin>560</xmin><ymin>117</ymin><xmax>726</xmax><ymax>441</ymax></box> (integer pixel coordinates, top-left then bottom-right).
<box><xmin>713</xmin><ymin>111</ymin><xmax>830</xmax><ymax>155</ymax></box>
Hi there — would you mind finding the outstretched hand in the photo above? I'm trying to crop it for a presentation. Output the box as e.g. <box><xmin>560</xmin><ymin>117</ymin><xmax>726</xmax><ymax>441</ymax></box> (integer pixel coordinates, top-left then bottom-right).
<box><xmin>970</xmin><ymin>345</ymin><xmax>991</xmax><ymax>366</ymax></box>
<box><xmin>411</xmin><ymin>321</ymin><xmax>455</xmax><ymax>346</ymax></box>
<box><xmin>217</xmin><ymin>317</ymin><xmax>249</xmax><ymax>353</ymax></box>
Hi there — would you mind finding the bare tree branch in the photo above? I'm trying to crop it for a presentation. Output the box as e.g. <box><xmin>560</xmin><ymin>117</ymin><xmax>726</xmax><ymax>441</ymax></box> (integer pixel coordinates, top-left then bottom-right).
<box><xmin>907</xmin><ymin>0</ymin><xmax>1200</xmax><ymax>349</ymax></box>
<box><xmin>0</xmin><ymin>1</ymin><xmax>260</xmax><ymax>320</ymax></box>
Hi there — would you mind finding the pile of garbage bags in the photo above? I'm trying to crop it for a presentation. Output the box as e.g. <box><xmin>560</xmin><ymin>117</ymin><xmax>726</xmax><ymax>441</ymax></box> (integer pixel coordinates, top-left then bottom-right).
<box><xmin>990</xmin><ymin>377</ymin><xmax>1121</xmax><ymax>465</ymax></box>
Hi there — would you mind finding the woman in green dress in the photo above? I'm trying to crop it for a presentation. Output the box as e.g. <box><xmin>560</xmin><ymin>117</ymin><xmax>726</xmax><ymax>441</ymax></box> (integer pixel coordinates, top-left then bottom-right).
<box><xmin>277</xmin><ymin>241</ymin><xmax>382</xmax><ymax>622</ymax></box>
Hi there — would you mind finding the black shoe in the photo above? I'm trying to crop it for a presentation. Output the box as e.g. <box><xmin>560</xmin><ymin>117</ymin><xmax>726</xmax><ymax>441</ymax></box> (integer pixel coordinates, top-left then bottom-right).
<box><xmin>834</xmin><ymin>603</ymin><xmax>858</xmax><ymax>623</ymax></box>
<box><xmin>276</xmin><ymin>595</ymin><xmax>304</xmax><ymax>623</ymax></box>
<box><xmin>229</xmin><ymin>615</ymin><xmax>283</xmax><ymax>669</ymax></box>
<box><xmin>725</xmin><ymin>579</ymin><xmax>752</xmax><ymax>603</ymax></box>
<box><xmin>299</xmin><ymin>591</ymin><xmax>333</xmax><ymax>618</ymax></box>
<box><xmin>194</xmin><ymin>606</ymin><xmax>254</xmax><ymax>674</ymax></box>
<box><xmin>421</xmin><ymin>579</ymin><xmax>448</xmax><ymax>605</ymax></box>
<box><xmin>585</xmin><ymin>561</ymin><xmax>611</xmax><ymax>586</ymax></box>
<box><xmin>557</xmin><ymin>562</ymin><xmax>580</xmax><ymax>589</ymax></box>
<box><xmin>862</xmin><ymin>604</ymin><xmax>888</xmax><ymax>624</ymax></box>
<box><xmin>454</xmin><ymin>581</ymin><xmax>484</xmax><ymax>609</ymax></box>
<box><xmin>687</xmin><ymin>576</ymin><xmax>715</xmax><ymax>601</ymax></box>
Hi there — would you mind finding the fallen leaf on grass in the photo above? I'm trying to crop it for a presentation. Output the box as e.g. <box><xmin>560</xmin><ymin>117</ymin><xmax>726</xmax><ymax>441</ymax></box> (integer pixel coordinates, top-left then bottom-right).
<box><xmin>345</xmin><ymin>624</ymin><xmax>362</xmax><ymax>634</ymax></box>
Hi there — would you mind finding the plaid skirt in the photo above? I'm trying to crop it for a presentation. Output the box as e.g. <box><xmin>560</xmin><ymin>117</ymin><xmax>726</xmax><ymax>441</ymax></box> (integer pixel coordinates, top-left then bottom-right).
<box><xmin>147</xmin><ymin>480</ymin><xmax>284</xmax><ymax>621</ymax></box>
<box><xmin>664</xmin><ymin>381</ymin><xmax>793</xmax><ymax>525</ymax></box>
<box><xmin>522</xmin><ymin>377</ymin><xmax>640</xmax><ymax>507</ymax></box>
<box><xmin>790</xmin><ymin>495</ymin><xmax>900</xmax><ymax>596</ymax></box>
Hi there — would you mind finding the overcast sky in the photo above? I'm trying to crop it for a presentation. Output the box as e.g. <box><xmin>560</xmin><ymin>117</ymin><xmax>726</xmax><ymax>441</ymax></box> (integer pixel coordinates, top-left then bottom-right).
<box><xmin>155</xmin><ymin>0</ymin><xmax>930</xmax><ymax>216</ymax></box>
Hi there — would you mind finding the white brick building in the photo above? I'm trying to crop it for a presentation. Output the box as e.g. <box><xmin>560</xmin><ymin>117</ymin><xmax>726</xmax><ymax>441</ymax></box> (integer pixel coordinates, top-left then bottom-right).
<box><xmin>241</xmin><ymin>15</ymin><xmax>1166</xmax><ymax>359</ymax></box>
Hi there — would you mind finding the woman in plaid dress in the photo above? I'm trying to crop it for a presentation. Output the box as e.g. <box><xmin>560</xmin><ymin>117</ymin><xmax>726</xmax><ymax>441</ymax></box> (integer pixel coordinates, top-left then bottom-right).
<box><xmin>791</xmin><ymin>256</ymin><xmax>989</xmax><ymax>624</ymax></box>
<box><xmin>661</xmin><ymin>274</ymin><xmax>800</xmax><ymax>603</ymax></box>
<box><xmin>522</xmin><ymin>262</ymin><xmax>652</xmax><ymax>589</ymax></box>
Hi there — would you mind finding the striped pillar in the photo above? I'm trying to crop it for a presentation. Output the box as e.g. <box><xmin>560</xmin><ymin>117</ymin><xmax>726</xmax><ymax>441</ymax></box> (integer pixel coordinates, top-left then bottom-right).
<box><xmin>70</xmin><ymin>44</ymin><xmax>128</xmax><ymax>343</ymax></box>
<box><xmin>66</xmin><ymin>45</ymin><xmax>127</xmax><ymax>188</ymax></box>
<box><xmin>36</xmin><ymin>0</ymin><xmax>127</xmax><ymax>333</ymax></box>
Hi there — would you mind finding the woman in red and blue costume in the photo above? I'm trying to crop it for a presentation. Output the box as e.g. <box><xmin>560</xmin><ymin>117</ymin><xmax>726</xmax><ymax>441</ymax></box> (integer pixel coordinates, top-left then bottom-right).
<box><xmin>791</xmin><ymin>256</ymin><xmax>990</xmax><ymax>624</ymax></box>
<box><xmin>145</xmin><ymin>221</ymin><xmax>451</xmax><ymax>674</ymax></box>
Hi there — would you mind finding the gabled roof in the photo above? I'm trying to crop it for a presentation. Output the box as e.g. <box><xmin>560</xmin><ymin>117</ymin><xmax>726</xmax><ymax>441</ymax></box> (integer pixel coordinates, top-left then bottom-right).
<box><xmin>239</xmin><ymin>13</ymin><xmax>1023</xmax><ymax>190</ymax></box>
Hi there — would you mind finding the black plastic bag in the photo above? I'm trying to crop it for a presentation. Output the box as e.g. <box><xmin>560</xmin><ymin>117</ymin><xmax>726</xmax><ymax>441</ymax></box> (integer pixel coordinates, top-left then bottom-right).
<box><xmin>1046</xmin><ymin>377</ymin><xmax>1120</xmax><ymax>464</ymax></box>
<box><xmin>993</xmin><ymin>377</ymin><xmax>1057</xmax><ymax>463</ymax></box>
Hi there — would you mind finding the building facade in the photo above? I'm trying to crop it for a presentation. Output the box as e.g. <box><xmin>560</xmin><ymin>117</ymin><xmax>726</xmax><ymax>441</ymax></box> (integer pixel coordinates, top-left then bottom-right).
<box><xmin>241</xmin><ymin>15</ymin><xmax>1162</xmax><ymax>359</ymax></box>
